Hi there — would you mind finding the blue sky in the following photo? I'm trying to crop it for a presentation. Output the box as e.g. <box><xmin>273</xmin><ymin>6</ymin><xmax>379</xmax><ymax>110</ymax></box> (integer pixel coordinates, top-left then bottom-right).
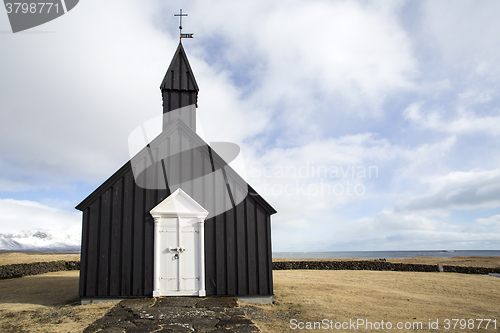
<box><xmin>1</xmin><ymin>0</ymin><xmax>499</xmax><ymax>251</ymax></box>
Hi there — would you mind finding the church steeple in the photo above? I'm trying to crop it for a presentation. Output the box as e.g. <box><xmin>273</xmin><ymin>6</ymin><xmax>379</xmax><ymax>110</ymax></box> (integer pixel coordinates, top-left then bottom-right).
<box><xmin>160</xmin><ymin>42</ymin><xmax>199</xmax><ymax>132</ymax></box>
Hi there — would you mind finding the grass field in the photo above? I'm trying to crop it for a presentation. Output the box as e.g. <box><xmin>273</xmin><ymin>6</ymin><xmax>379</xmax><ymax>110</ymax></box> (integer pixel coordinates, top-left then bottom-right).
<box><xmin>0</xmin><ymin>253</ymin><xmax>498</xmax><ymax>332</ymax></box>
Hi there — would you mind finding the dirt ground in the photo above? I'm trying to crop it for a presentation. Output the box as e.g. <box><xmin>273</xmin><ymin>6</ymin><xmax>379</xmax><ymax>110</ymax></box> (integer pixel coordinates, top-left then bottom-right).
<box><xmin>0</xmin><ymin>255</ymin><xmax>498</xmax><ymax>332</ymax></box>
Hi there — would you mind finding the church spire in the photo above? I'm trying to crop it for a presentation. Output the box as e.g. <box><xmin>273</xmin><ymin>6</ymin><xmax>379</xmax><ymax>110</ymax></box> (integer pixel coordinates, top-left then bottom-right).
<box><xmin>161</xmin><ymin>10</ymin><xmax>197</xmax><ymax>132</ymax></box>
<box><xmin>160</xmin><ymin>42</ymin><xmax>199</xmax><ymax>132</ymax></box>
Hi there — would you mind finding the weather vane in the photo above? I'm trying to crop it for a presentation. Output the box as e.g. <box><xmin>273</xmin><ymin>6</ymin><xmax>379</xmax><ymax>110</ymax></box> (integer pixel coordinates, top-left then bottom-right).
<box><xmin>174</xmin><ymin>9</ymin><xmax>193</xmax><ymax>40</ymax></box>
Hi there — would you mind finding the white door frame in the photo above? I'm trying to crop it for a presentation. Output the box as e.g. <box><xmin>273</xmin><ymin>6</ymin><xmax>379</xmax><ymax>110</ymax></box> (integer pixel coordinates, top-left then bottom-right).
<box><xmin>150</xmin><ymin>188</ymin><xmax>208</xmax><ymax>297</ymax></box>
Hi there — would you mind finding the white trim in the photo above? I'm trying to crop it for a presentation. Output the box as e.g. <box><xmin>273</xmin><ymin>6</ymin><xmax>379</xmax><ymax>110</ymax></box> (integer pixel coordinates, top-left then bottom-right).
<box><xmin>152</xmin><ymin>212</ymin><xmax>208</xmax><ymax>218</ymax></box>
<box><xmin>150</xmin><ymin>188</ymin><xmax>208</xmax><ymax>220</ymax></box>
<box><xmin>198</xmin><ymin>217</ymin><xmax>205</xmax><ymax>296</ymax></box>
<box><xmin>176</xmin><ymin>217</ymin><xmax>181</xmax><ymax>292</ymax></box>
<box><xmin>153</xmin><ymin>217</ymin><xmax>161</xmax><ymax>296</ymax></box>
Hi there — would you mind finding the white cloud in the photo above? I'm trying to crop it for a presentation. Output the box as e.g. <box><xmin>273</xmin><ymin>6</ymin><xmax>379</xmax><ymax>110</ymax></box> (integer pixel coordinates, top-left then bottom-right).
<box><xmin>420</xmin><ymin>0</ymin><xmax>500</xmax><ymax>75</ymax></box>
<box><xmin>187</xmin><ymin>0</ymin><xmax>418</xmax><ymax>148</ymax></box>
<box><xmin>405</xmin><ymin>102</ymin><xmax>500</xmax><ymax>136</ymax></box>
<box><xmin>396</xmin><ymin>168</ymin><xmax>500</xmax><ymax>212</ymax></box>
<box><xmin>476</xmin><ymin>214</ymin><xmax>500</xmax><ymax>228</ymax></box>
<box><xmin>1</xmin><ymin>0</ymin><xmax>500</xmax><ymax>251</ymax></box>
<box><xmin>246</xmin><ymin>132</ymin><xmax>394</xmax><ymax>205</ymax></box>
<box><xmin>0</xmin><ymin>0</ymin><xmax>420</xmax><ymax>188</ymax></box>
<box><xmin>0</xmin><ymin>0</ymin><xmax>177</xmax><ymax>189</ymax></box>
<box><xmin>0</xmin><ymin>198</ymin><xmax>81</xmax><ymax>234</ymax></box>
<box><xmin>355</xmin><ymin>209</ymin><xmax>450</xmax><ymax>233</ymax></box>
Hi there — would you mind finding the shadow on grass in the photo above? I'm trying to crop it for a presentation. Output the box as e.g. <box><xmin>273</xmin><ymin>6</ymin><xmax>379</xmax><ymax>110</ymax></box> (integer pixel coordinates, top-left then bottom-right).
<box><xmin>0</xmin><ymin>272</ymin><xmax>80</xmax><ymax>307</ymax></box>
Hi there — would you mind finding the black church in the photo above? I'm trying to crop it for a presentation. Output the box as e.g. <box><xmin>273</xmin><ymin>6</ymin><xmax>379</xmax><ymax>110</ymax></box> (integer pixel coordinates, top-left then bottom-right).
<box><xmin>76</xmin><ymin>41</ymin><xmax>276</xmax><ymax>301</ymax></box>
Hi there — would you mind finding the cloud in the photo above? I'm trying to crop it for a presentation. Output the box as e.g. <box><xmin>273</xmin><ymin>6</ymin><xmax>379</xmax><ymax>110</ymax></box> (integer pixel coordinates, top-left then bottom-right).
<box><xmin>396</xmin><ymin>168</ymin><xmax>500</xmax><ymax>212</ymax></box>
<box><xmin>0</xmin><ymin>198</ymin><xmax>81</xmax><ymax>234</ymax></box>
<box><xmin>0</xmin><ymin>0</ymin><xmax>177</xmax><ymax>191</ymax></box>
<box><xmin>476</xmin><ymin>214</ymin><xmax>500</xmax><ymax>228</ymax></box>
<box><xmin>404</xmin><ymin>102</ymin><xmax>500</xmax><ymax>136</ymax></box>
<box><xmin>354</xmin><ymin>209</ymin><xmax>450</xmax><ymax>233</ymax></box>
<box><xmin>0</xmin><ymin>0</ymin><xmax>420</xmax><ymax>192</ymax></box>
<box><xmin>186</xmin><ymin>0</ymin><xmax>418</xmax><ymax>145</ymax></box>
<box><xmin>1</xmin><ymin>0</ymin><xmax>500</xmax><ymax>252</ymax></box>
<box><xmin>420</xmin><ymin>0</ymin><xmax>500</xmax><ymax>75</ymax></box>
<box><xmin>246</xmin><ymin>132</ymin><xmax>394</xmax><ymax>204</ymax></box>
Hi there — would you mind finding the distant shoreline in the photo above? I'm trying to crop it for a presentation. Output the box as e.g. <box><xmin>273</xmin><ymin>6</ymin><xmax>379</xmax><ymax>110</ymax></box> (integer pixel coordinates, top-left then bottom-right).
<box><xmin>273</xmin><ymin>250</ymin><xmax>500</xmax><ymax>260</ymax></box>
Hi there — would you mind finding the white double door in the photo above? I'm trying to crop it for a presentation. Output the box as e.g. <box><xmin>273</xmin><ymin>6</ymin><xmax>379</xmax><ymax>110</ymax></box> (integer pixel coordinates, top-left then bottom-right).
<box><xmin>156</xmin><ymin>217</ymin><xmax>204</xmax><ymax>296</ymax></box>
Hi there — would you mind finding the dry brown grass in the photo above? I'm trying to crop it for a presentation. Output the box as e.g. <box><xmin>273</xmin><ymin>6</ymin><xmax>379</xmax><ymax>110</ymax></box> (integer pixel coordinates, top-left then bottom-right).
<box><xmin>0</xmin><ymin>252</ymin><xmax>80</xmax><ymax>265</ymax></box>
<box><xmin>0</xmin><ymin>271</ymin><xmax>118</xmax><ymax>333</ymax></box>
<box><xmin>0</xmin><ymin>254</ymin><xmax>498</xmax><ymax>332</ymax></box>
<box><xmin>249</xmin><ymin>270</ymin><xmax>500</xmax><ymax>332</ymax></box>
<box><xmin>273</xmin><ymin>256</ymin><xmax>500</xmax><ymax>269</ymax></box>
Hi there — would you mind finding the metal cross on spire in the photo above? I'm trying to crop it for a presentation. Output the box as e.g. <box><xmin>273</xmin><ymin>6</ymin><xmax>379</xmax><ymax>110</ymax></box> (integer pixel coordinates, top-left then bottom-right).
<box><xmin>174</xmin><ymin>9</ymin><xmax>193</xmax><ymax>40</ymax></box>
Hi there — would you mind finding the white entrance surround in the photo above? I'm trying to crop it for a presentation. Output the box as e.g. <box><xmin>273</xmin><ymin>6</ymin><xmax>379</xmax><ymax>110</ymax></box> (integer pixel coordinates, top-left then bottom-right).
<box><xmin>150</xmin><ymin>188</ymin><xmax>209</xmax><ymax>297</ymax></box>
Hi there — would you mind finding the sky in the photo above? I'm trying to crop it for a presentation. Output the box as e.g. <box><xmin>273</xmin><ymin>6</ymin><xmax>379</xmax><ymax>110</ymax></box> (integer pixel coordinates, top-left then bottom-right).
<box><xmin>1</xmin><ymin>0</ymin><xmax>499</xmax><ymax>251</ymax></box>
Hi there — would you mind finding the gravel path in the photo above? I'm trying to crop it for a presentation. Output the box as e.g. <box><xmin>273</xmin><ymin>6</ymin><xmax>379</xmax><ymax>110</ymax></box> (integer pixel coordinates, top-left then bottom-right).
<box><xmin>83</xmin><ymin>297</ymin><xmax>260</xmax><ymax>333</ymax></box>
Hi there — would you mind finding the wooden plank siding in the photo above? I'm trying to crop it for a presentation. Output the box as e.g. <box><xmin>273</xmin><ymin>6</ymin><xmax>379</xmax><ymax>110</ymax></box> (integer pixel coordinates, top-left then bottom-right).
<box><xmin>78</xmin><ymin>128</ymin><xmax>275</xmax><ymax>298</ymax></box>
<box><xmin>109</xmin><ymin>178</ymin><xmax>123</xmax><ymax>296</ymax></box>
<box><xmin>120</xmin><ymin>171</ymin><xmax>134</xmax><ymax>296</ymax></box>
<box><xmin>78</xmin><ymin>176</ymin><xmax>274</xmax><ymax>298</ymax></box>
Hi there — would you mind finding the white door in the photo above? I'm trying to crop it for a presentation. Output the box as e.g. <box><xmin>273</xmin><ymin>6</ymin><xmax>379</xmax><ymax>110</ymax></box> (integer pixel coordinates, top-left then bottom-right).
<box><xmin>158</xmin><ymin>217</ymin><xmax>201</xmax><ymax>295</ymax></box>
<box><xmin>151</xmin><ymin>188</ymin><xmax>207</xmax><ymax>297</ymax></box>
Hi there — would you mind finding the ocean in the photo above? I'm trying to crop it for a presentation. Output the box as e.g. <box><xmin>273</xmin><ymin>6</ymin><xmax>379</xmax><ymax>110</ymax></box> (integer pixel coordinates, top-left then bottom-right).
<box><xmin>272</xmin><ymin>250</ymin><xmax>500</xmax><ymax>260</ymax></box>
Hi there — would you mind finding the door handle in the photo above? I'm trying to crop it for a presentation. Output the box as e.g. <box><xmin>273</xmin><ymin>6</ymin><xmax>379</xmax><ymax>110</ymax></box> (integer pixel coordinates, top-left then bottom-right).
<box><xmin>167</xmin><ymin>247</ymin><xmax>186</xmax><ymax>253</ymax></box>
<box><xmin>173</xmin><ymin>253</ymin><xmax>179</xmax><ymax>259</ymax></box>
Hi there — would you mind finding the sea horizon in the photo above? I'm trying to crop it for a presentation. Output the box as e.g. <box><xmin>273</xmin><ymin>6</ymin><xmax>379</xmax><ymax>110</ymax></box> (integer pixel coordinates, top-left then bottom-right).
<box><xmin>273</xmin><ymin>250</ymin><xmax>500</xmax><ymax>260</ymax></box>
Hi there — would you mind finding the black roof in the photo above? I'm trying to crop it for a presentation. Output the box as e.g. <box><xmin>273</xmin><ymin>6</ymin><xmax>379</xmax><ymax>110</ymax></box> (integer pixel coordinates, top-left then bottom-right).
<box><xmin>76</xmin><ymin>120</ymin><xmax>276</xmax><ymax>216</ymax></box>
<box><xmin>160</xmin><ymin>42</ymin><xmax>199</xmax><ymax>91</ymax></box>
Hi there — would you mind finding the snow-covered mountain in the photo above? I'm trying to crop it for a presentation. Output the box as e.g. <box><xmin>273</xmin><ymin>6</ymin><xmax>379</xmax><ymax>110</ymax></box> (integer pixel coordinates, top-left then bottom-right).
<box><xmin>0</xmin><ymin>198</ymin><xmax>82</xmax><ymax>251</ymax></box>
<box><xmin>0</xmin><ymin>229</ymin><xmax>80</xmax><ymax>251</ymax></box>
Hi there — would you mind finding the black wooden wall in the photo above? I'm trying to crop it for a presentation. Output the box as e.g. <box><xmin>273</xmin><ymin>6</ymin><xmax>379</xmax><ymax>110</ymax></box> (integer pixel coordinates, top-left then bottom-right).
<box><xmin>79</xmin><ymin>167</ymin><xmax>165</xmax><ymax>297</ymax></box>
<box><xmin>204</xmin><ymin>189</ymin><xmax>273</xmax><ymax>296</ymax></box>
<box><xmin>77</xmin><ymin>126</ymin><xmax>275</xmax><ymax>298</ymax></box>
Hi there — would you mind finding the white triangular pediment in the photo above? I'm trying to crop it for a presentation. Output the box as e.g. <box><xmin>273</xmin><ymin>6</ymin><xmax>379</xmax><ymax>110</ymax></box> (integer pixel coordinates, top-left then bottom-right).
<box><xmin>150</xmin><ymin>188</ymin><xmax>208</xmax><ymax>218</ymax></box>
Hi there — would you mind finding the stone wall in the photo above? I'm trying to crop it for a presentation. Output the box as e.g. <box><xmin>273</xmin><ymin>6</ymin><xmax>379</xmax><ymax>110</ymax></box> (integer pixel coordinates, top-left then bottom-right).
<box><xmin>272</xmin><ymin>260</ymin><xmax>500</xmax><ymax>275</ymax></box>
<box><xmin>1</xmin><ymin>260</ymin><xmax>499</xmax><ymax>280</ymax></box>
<box><xmin>0</xmin><ymin>260</ymin><xmax>80</xmax><ymax>279</ymax></box>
